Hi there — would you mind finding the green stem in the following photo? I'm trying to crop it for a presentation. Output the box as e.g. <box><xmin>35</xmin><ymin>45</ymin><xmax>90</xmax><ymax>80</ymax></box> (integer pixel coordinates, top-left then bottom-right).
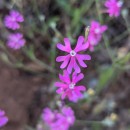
<box><xmin>0</xmin><ymin>42</ymin><xmax>17</xmax><ymax>63</ymax></box>
<box><xmin>32</xmin><ymin>0</ymin><xmax>40</xmax><ymax>17</ymax></box>
<box><xmin>122</xmin><ymin>13</ymin><xmax>130</xmax><ymax>35</ymax></box>
<box><xmin>95</xmin><ymin>0</ymin><xmax>115</xmax><ymax>64</ymax></box>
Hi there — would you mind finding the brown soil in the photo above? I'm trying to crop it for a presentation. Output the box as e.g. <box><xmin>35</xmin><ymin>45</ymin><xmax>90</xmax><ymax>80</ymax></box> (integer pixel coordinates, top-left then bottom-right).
<box><xmin>0</xmin><ymin>62</ymin><xmax>50</xmax><ymax>130</ymax></box>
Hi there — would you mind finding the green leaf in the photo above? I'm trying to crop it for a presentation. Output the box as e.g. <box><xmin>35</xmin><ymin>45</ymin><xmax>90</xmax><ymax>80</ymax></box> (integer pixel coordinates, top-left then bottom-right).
<box><xmin>96</xmin><ymin>66</ymin><xmax>115</xmax><ymax>94</ymax></box>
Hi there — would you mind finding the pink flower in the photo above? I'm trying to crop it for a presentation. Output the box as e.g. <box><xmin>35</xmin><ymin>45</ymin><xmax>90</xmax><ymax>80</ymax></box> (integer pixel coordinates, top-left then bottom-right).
<box><xmin>61</xmin><ymin>106</ymin><xmax>75</xmax><ymax>125</ymax></box>
<box><xmin>7</xmin><ymin>33</ymin><xmax>26</xmax><ymax>50</ymax></box>
<box><xmin>52</xmin><ymin>107</ymin><xmax>75</xmax><ymax>130</ymax></box>
<box><xmin>4</xmin><ymin>10</ymin><xmax>24</xmax><ymax>30</ymax></box>
<box><xmin>56</xmin><ymin>36</ymin><xmax>91</xmax><ymax>74</ymax></box>
<box><xmin>104</xmin><ymin>0</ymin><xmax>123</xmax><ymax>17</ymax></box>
<box><xmin>0</xmin><ymin>109</ymin><xmax>8</xmax><ymax>127</ymax></box>
<box><xmin>55</xmin><ymin>70</ymin><xmax>86</xmax><ymax>102</ymax></box>
<box><xmin>42</xmin><ymin>108</ymin><xmax>57</xmax><ymax>124</ymax></box>
<box><xmin>87</xmin><ymin>21</ymin><xmax>107</xmax><ymax>51</ymax></box>
<box><xmin>42</xmin><ymin>106</ymin><xmax>75</xmax><ymax>130</ymax></box>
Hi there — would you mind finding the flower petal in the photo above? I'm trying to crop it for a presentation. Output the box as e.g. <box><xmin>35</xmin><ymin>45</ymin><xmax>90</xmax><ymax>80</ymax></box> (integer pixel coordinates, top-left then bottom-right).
<box><xmin>76</xmin><ymin>57</ymin><xmax>87</xmax><ymax>67</ymax></box>
<box><xmin>0</xmin><ymin>117</ymin><xmax>8</xmax><ymax>127</ymax></box>
<box><xmin>74</xmin><ymin>36</ymin><xmax>84</xmax><ymax>52</ymax></box>
<box><xmin>57</xmin><ymin>43</ymin><xmax>69</xmax><ymax>52</ymax></box>
<box><xmin>54</xmin><ymin>82</ymin><xmax>67</xmax><ymax>88</ymax></box>
<box><xmin>59</xmin><ymin>70</ymin><xmax>71</xmax><ymax>83</ymax></box>
<box><xmin>76</xmin><ymin>85</ymin><xmax>86</xmax><ymax>91</ymax></box>
<box><xmin>76</xmin><ymin>54</ymin><xmax>91</xmax><ymax>67</ymax></box>
<box><xmin>56</xmin><ymin>55</ymin><xmax>68</xmax><ymax>62</ymax></box>
<box><xmin>60</xmin><ymin>55</ymin><xmax>70</xmax><ymax>69</ymax></box>
<box><xmin>67</xmin><ymin>57</ymin><xmax>74</xmax><ymax>74</ymax></box>
<box><xmin>64</xmin><ymin>38</ymin><xmax>72</xmax><ymax>52</ymax></box>
<box><xmin>69</xmin><ymin>91</ymin><xmax>79</xmax><ymax>102</ymax></box>
<box><xmin>56</xmin><ymin>38</ymin><xmax>72</xmax><ymax>53</ymax></box>
<box><xmin>73</xmin><ymin>58</ymin><xmax>81</xmax><ymax>73</ymax></box>
<box><xmin>61</xmin><ymin>92</ymin><xmax>67</xmax><ymax>99</ymax></box>
<box><xmin>72</xmin><ymin>73</ymin><xmax>84</xmax><ymax>83</ymax></box>
<box><xmin>74</xmin><ymin>42</ymin><xmax>89</xmax><ymax>52</ymax></box>
<box><xmin>66</xmin><ymin>90</ymin><xmax>73</xmax><ymax>100</ymax></box>
<box><xmin>74</xmin><ymin>89</ymin><xmax>83</xmax><ymax>97</ymax></box>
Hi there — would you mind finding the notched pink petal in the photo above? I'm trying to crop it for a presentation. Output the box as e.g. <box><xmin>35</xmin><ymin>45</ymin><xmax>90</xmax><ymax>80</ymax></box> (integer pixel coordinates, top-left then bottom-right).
<box><xmin>56</xmin><ymin>43</ymin><xmax>67</xmax><ymax>52</ymax></box>
<box><xmin>75</xmin><ymin>54</ymin><xmax>91</xmax><ymax>68</ymax></box>
<box><xmin>56</xmin><ymin>55</ymin><xmax>68</xmax><ymax>62</ymax></box>
<box><xmin>60</xmin><ymin>55</ymin><xmax>70</xmax><ymax>69</ymax></box>
<box><xmin>73</xmin><ymin>73</ymin><xmax>84</xmax><ymax>83</ymax></box>
<box><xmin>77</xmin><ymin>54</ymin><xmax>91</xmax><ymax>60</ymax></box>
<box><xmin>76</xmin><ymin>57</ymin><xmax>87</xmax><ymax>68</ymax></box>
<box><xmin>54</xmin><ymin>82</ymin><xmax>67</xmax><ymax>88</ymax></box>
<box><xmin>67</xmin><ymin>57</ymin><xmax>74</xmax><ymax>74</ymax></box>
<box><xmin>74</xmin><ymin>36</ymin><xmax>84</xmax><ymax>52</ymax></box>
<box><xmin>59</xmin><ymin>71</ymin><xmax>71</xmax><ymax>84</ymax></box>
<box><xmin>64</xmin><ymin>38</ymin><xmax>72</xmax><ymax>51</ymax></box>
<box><xmin>73</xmin><ymin>58</ymin><xmax>81</xmax><ymax>73</ymax></box>
<box><xmin>76</xmin><ymin>85</ymin><xmax>86</xmax><ymax>91</ymax></box>
<box><xmin>75</xmin><ymin>42</ymin><xmax>89</xmax><ymax>52</ymax></box>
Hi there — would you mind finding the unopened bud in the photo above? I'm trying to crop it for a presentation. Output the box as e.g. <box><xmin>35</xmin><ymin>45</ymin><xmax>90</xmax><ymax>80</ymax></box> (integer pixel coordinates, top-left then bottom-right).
<box><xmin>84</xmin><ymin>26</ymin><xmax>90</xmax><ymax>42</ymax></box>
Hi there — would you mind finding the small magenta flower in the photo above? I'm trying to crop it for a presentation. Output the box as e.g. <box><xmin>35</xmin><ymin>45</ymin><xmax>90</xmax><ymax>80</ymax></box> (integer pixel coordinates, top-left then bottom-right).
<box><xmin>55</xmin><ymin>70</ymin><xmax>86</xmax><ymax>102</ymax></box>
<box><xmin>56</xmin><ymin>36</ymin><xmax>91</xmax><ymax>74</ymax></box>
<box><xmin>4</xmin><ymin>10</ymin><xmax>24</xmax><ymax>30</ymax></box>
<box><xmin>0</xmin><ymin>109</ymin><xmax>8</xmax><ymax>127</ymax></box>
<box><xmin>52</xmin><ymin>107</ymin><xmax>75</xmax><ymax>130</ymax></box>
<box><xmin>61</xmin><ymin>106</ymin><xmax>75</xmax><ymax>125</ymax></box>
<box><xmin>42</xmin><ymin>106</ymin><xmax>75</xmax><ymax>130</ymax></box>
<box><xmin>104</xmin><ymin>0</ymin><xmax>123</xmax><ymax>17</ymax></box>
<box><xmin>7</xmin><ymin>33</ymin><xmax>26</xmax><ymax>50</ymax></box>
<box><xmin>42</xmin><ymin>108</ymin><xmax>57</xmax><ymax>125</ymax></box>
<box><xmin>87</xmin><ymin>21</ymin><xmax>107</xmax><ymax>51</ymax></box>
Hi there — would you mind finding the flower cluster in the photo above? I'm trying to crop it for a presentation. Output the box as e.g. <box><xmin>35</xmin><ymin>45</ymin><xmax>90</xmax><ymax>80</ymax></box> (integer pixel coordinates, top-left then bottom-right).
<box><xmin>55</xmin><ymin>36</ymin><xmax>91</xmax><ymax>102</ymax></box>
<box><xmin>87</xmin><ymin>21</ymin><xmax>108</xmax><ymax>51</ymax></box>
<box><xmin>4</xmin><ymin>10</ymin><xmax>26</xmax><ymax>50</ymax></box>
<box><xmin>53</xmin><ymin>0</ymin><xmax>123</xmax><ymax>125</ymax></box>
<box><xmin>104</xmin><ymin>0</ymin><xmax>123</xmax><ymax>17</ymax></box>
<box><xmin>42</xmin><ymin>106</ymin><xmax>75</xmax><ymax>130</ymax></box>
<box><xmin>0</xmin><ymin>109</ymin><xmax>8</xmax><ymax>127</ymax></box>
